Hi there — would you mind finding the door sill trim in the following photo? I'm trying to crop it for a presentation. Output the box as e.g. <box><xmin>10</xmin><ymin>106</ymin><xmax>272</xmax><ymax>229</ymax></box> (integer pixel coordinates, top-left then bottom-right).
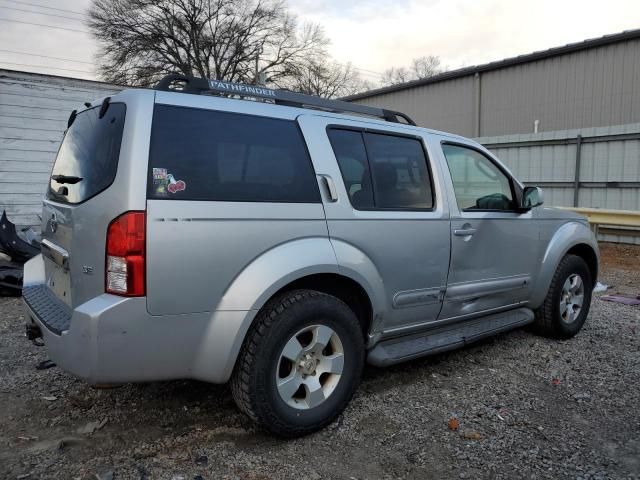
<box><xmin>377</xmin><ymin>302</ymin><xmax>528</xmax><ymax>342</ymax></box>
<box><xmin>368</xmin><ymin>307</ymin><xmax>535</xmax><ymax>367</ymax></box>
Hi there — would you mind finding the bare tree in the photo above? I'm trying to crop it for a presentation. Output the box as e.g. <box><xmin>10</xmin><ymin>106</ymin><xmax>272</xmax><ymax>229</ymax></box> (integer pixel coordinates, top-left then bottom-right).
<box><xmin>411</xmin><ymin>55</ymin><xmax>442</xmax><ymax>78</ymax></box>
<box><xmin>88</xmin><ymin>0</ymin><xmax>329</xmax><ymax>87</ymax></box>
<box><xmin>380</xmin><ymin>66</ymin><xmax>411</xmax><ymax>86</ymax></box>
<box><xmin>380</xmin><ymin>55</ymin><xmax>442</xmax><ymax>86</ymax></box>
<box><xmin>275</xmin><ymin>58</ymin><xmax>369</xmax><ymax>98</ymax></box>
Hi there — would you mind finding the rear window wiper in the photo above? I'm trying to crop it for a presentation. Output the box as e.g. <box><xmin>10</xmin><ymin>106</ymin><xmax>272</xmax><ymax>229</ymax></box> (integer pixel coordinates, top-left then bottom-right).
<box><xmin>52</xmin><ymin>174</ymin><xmax>83</xmax><ymax>184</ymax></box>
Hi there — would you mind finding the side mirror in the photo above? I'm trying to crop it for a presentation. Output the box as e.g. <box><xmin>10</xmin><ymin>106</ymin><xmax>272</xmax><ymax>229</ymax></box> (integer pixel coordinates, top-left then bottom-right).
<box><xmin>522</xmin><ymin>186</ymin><xmax>544</xmax><ymax>209</ymax></box>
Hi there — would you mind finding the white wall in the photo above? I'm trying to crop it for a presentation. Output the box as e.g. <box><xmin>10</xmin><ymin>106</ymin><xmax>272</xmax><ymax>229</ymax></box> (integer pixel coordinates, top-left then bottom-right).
<box><xmin>0</xmin><ymin>69</ymin><xmax>121</xmax><ymax>227</ymax></box>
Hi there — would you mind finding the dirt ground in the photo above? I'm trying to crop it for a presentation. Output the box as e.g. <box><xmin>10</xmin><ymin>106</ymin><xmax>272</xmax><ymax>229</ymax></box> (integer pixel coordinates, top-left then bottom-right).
<box><xmin>1</xmin><ymin>243</ymin><xmax>639</xmax><ymax>480</ymax></box>
<box><xmin>599</xmin><ymin>242</ymin><xmax>640</xmax><ymax>276</ymax></box>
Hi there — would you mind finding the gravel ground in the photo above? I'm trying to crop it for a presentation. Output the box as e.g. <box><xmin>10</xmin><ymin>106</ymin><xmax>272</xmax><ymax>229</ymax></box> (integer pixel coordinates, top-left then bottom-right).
<box><xmin>1</xmin><ymin>243</ymin><xmax>639</xmax><ymax>480</ymax></box>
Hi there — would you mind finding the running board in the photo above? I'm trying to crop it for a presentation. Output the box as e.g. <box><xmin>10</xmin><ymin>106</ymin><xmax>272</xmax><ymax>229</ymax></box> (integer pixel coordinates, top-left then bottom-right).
<box><xmin>367</xmin><ymin>308</ymin><xmax>534</xmax><ymax>367</ymax></box>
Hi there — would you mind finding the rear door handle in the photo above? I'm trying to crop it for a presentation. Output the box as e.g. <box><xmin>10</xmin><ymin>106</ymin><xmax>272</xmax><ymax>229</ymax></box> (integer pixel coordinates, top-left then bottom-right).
<box><xmin>319</xmin><ymin>175</ymin><xmax>338</xmax><ymax>202</ymax></box>
<box><xmin>454</xmin><ymin>228</ymin><xmax>477</xmax><ymax>236</ymax></box>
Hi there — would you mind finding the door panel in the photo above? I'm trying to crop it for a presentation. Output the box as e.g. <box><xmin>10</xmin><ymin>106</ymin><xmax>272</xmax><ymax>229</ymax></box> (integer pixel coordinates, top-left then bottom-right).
<box><xmin>441</xmin><ymin>213</ymin><xmax>539</xmax><ymax>319</ymax></box>
<box><xmin>438</xmin><ymin>142</ymin><xmax>540</xmax><ymax>319</ymax></box>
<box><xmin>328</xmin><ymin>218</ymin><xmax>450</xmax><ymax>330</ymax></box>
<box><xmin>146</xmin><ymin>201</ymin><xmax>327</xmax><ymax>315</ymax></box>
<box><xmin>298</xmin><ymin>115</ymin><xmax>451</xmax><ymax>333</ymax></box>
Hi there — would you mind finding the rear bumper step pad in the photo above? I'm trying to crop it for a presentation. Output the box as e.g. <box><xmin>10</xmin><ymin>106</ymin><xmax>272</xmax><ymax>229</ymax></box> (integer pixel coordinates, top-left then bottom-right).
<box><xmin>23</xmin><ymin>285</ymin><xmax>72</xmax><ymax>335</ymax></box>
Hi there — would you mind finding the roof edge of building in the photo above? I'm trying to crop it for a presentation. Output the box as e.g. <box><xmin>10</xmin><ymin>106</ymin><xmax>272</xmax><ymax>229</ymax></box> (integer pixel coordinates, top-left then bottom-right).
<box><xmin>0</xmin><ymin>68</ymin><xmax>128</xmax><ymax>89</ymax></box>
<box><xmin>343</xmin><ymin>28</ymin><xmax>640</xmax><ymax>101</ymax></box>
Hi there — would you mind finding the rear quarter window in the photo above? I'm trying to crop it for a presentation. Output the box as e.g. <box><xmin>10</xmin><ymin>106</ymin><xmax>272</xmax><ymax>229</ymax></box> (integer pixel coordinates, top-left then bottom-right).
<box><xmin>147</xmin><ymin>105</ymin><xmax>320</xmax><ymax>203</ymax></box>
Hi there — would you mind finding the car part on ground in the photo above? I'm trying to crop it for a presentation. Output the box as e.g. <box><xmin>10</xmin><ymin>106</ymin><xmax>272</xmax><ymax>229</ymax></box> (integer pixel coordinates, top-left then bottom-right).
<box><xmin>0</xmin><ymin>261</ymin><xmax>23</xmax><ymax>296</ymax></box>
<box><xmin>17</xmin><ymin>225</ymin><xmax>41</xmax><ymax>248</ymax></box>
<box><xmin>0</xmin><ymin>211</ymin><xmax>40</xmax><ymax>264</ymax></box>
<box><xmin>600</xmin><ymin>294</ymin><xmax>640</xmax><ymax>305</ymax></box>
<box><xmin>593</xmin><ymin>281</ymin><xmax>609</xmax><ymax>292</ymax></box>
<box><xmin>0</xmin><ymin>210</ymin><xmax>40</xmax><ymax>297</ymax></box>
<box><xmin>35</xmin><ymin>359</ymin><xmax>56</xmax><ymax>370</ymax></box>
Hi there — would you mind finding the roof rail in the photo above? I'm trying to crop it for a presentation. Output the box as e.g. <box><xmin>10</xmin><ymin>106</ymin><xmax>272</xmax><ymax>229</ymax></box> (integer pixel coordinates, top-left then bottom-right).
<box><xmin>154</xmin><ymin>74</ymin><xmax>416</xmax><ymax>126</ymax></box>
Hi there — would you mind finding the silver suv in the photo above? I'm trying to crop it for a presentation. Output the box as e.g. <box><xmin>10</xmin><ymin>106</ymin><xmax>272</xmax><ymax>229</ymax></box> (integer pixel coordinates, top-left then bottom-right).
<box><xmin>23</xmin><ymin>75</ymin><xmax>598</xmax><ymax>437</ymax></box>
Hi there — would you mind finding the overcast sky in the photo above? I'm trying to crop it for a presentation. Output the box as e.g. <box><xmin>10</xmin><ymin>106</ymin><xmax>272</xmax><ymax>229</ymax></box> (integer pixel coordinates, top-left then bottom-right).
<box><xmin>0</xmin><ymin>0</ymin><xmax>639</xmax><ymax>84</ymax></box>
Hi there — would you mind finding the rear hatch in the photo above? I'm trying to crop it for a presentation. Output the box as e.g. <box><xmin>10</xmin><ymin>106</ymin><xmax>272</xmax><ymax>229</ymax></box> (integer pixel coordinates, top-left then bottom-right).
<box><xmin>41</xmin><ymin>102</ymin><xmax>127</xmax><ymax>308</ymax></box>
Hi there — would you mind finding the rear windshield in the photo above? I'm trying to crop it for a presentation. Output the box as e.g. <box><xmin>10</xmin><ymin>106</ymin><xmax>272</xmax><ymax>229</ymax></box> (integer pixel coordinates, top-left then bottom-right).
<box><xmin>47</xmin><ymin>103</ymin><xmax>126</xmax><ymax>204</ymax></box>
<box><xmin>147</xmin><ymin>105</ymin><xmax>320</xmax><ymax>203</ymax></box>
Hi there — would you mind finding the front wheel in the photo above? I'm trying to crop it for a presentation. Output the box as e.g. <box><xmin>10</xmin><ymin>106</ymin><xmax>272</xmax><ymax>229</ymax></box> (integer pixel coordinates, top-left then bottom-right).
<box><xmin>533</xmin><ymin>254</ymin><xmax>593</xmax><ymax>339</ymax></box>
<box><xmin>231</xmin><ymin>289</ymin><xmax>365</xmax><ymax>437</ymax></box>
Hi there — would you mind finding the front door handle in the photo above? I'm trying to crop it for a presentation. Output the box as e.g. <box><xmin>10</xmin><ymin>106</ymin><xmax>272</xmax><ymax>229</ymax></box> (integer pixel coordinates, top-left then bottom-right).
<box><xmin>454</xmin><ymin>228</ymin><xmax>477</xmax><ymax>236</ymax></box>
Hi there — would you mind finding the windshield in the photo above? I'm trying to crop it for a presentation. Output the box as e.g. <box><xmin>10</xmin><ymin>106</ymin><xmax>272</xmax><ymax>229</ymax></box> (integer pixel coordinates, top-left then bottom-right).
<box><xmin>48</xmin><ymin>103</ymin><xmax>126</xmax><ymax>204</ymax></box>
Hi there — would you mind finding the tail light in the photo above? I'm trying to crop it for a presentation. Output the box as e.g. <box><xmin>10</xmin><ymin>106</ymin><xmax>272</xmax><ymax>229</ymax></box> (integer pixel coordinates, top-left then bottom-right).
<box><xmin>106</xmin><ymin>211</ymin><xmax>145</xmax><ymax>296</ymax></box>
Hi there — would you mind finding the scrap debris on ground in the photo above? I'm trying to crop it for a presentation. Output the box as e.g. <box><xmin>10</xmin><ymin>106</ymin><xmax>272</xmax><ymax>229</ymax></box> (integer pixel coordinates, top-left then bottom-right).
<box><xmin>0</xmin><ymin>210</ymin><xmax>40</xmax><ymax>297</ymax></box>
<box><xmin>0</xmin><ymin>242</ymin><xmax>638</xmax><ymax>479</ymax></box>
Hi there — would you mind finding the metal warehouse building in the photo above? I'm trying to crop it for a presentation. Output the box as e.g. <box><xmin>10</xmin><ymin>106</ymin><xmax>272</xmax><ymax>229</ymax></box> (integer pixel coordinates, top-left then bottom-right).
<box><xmin>347</xmin><ymin>30</ymin><xmax>640</xmax><ymax>242</ymax></box>
<box><xmin>345</xmin><ymin>29</ymin><xmax>640</xmax><ymax>137</ymax></box>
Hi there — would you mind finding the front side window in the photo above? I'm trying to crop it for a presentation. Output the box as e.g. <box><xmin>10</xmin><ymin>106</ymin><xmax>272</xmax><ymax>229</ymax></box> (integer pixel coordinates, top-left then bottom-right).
<box><xmin>148</xmin><ymin>105</ymin><xmax>320</xmax><ymax>203</ymax></box>
<box><xmin>442</xmin><ymin>144</ymin><xmax>515</xmax><ymax>211</ymax></box>
<box><xmin>328</xmin><ymin>128</ymin><xmax>434</xmax><ymax>210</ymax></box>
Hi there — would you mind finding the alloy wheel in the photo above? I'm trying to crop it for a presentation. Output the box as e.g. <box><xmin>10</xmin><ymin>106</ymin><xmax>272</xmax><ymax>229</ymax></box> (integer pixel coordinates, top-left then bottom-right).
<box><xmin>559</xmin><ymin>273</ymin><xmax>585</xmax><ymax>324</ymax></box>
<box><xmin>275</xmin><ymin>324</ymin><xmax>345</xmax><ymax>410</ymax></box>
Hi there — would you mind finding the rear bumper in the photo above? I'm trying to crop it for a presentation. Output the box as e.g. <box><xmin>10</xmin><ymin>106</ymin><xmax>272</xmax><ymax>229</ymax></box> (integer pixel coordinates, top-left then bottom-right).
<box><xmin>23</xmin><ymin>255</ymin><xmax>256</xmax><ymax>385</ymax></box>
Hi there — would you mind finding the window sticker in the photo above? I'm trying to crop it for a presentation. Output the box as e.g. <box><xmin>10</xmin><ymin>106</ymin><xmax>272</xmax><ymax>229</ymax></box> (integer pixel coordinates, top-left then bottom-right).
<box><xmin>152</xmin><ymin>168</ymin><xmax>186</xmax><ymax>194</ymax></box>
<box><xmin>167</xmin><ymin>173</ymin><xmax>186</xmax><ymax>193</ymax></box>
<box><xmin>152</xmin><ymin>168</ymin><xmax>168</xmax><ymax>194</ymax></box>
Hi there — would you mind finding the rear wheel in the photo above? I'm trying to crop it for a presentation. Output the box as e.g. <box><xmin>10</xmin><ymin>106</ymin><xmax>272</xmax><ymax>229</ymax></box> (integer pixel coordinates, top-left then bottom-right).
<box><xmin>533</xmin><ymin>254</ymin><xmax>593</xmax><ymax>339</ymax></box>
<box><xmin>231</xmin><ymin>289</ymin><xmax>364</xmax><ymax>437</ymax></box>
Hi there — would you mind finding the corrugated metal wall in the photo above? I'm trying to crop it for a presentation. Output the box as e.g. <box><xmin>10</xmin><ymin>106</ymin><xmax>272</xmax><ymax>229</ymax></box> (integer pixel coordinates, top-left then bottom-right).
<box><xmin>477</xmin><ymin>123</ymin><xmax>640</xmax><ymax>244</ymax></box>
<box><xmin>352</xmin><ymin>36</ymin><xmax>640</xmax><ymax>138</ymax></box>
<box><xmin>356</xmin><ymin>76</ymin><xmax>477</xmax><ymax>136</ymax></box>
<box><xmin>0</xmin><ymin>70</ymin><xmax>120</xmax><ymax>227</ymax></box>
<box><xmin>480</xmin><ymin>40</ymin><xmax>640</xmax><ymax>136</ymax></box>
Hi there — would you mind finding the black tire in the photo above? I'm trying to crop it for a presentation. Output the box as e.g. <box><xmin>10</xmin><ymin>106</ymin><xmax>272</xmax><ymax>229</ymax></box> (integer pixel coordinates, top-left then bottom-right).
<box><xmin>230</xmin><ymin>289</ymin><xmax>365</xmax><ymax>438</ymax></box>
<box><xmin>532</xmin><ymin>254</ymin><xmax>593</xmax><ymax>339</ymax></box>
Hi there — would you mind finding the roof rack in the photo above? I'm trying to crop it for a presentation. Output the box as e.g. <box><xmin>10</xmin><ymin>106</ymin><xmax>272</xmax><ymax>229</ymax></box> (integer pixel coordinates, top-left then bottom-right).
<box><xmin>154</xmin><ymin>74</ymin><xmax>416</xmax><ymax>126</ymax></box>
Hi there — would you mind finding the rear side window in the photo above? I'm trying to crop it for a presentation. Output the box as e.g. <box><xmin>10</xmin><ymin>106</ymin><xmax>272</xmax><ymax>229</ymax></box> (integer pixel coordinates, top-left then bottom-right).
<box><xmin>148</xmin><ymin>105</ymin><xmax>320</xmax><ymax>203</ymax></box>
<box><xmin>327</xmin><ymin>129</ymin><xmax>373</xmax><ymax>209</ymax></box>
<box><xmin>328</xmin><ymin>128</ymin><xmax>434</xmax><ymax>210</ymax></box>
<box><xmin>365</xmin><ymin>133</ymin><xmax>433</xmax><ymax>209</ymax></box>
<box><xmin>48</xmin><ymin>103</ymin><xmax>126</xmax><ymax>204</ymax></box>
